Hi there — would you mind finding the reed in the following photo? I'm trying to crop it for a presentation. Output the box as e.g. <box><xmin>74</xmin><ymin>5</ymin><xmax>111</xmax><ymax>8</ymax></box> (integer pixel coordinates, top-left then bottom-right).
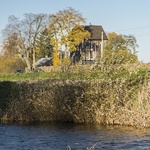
<box><xmin>0</xmin><ymin>63</ymin><xmax>149</xmax><ymax>127</ymax></box>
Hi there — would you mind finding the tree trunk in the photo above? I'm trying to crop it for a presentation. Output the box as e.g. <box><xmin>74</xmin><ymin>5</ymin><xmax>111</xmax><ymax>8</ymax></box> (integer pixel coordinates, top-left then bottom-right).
<box><xmin>24</xmin><ymin>57</ymin><xmax>31</xmax><ymax>70</ymax></box>
<box><xmin>32</xmin><ymin>49</ymin><xmax>36</xmax><ymax>69</ymax></box>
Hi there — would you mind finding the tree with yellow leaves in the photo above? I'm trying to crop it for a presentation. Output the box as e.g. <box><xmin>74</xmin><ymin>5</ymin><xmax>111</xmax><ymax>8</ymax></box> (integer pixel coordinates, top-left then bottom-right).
<box><xmin>67</xmin><ymin>25</ymin><xmax>90</xmax><ymax>52</ymax></box>
<box><xmin>48</xmin><ymin>7</ymin><xmax>90</xmax><ymax>67</ymax></box>
<box><xmin>51</xmin><ymin>37</ymin><xmax>60</xmax><ymax>66</ymax></box>
<box><xmin>103</xmin><ymin>32</ymin><xmax>138</xmax><ymax>64</ymax></box>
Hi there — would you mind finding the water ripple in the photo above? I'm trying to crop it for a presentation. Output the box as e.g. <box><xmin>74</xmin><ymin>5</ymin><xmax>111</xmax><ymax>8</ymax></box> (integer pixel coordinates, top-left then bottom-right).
<box><xmin>0</xmin><ymin>123</ymin><xmax>150</xmax><ymax>150</ymax></box>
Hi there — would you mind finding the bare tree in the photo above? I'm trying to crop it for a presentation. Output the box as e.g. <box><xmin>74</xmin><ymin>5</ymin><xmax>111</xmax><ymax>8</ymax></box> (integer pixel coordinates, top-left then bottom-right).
<box><xmin>2</xmin><ymin>13</ymin><xmax>48</xmax><ymax>70</ymax></box>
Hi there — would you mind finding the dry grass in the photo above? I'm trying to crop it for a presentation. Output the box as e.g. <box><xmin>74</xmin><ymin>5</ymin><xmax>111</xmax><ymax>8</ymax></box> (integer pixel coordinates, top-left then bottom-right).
<box><xmin>0</xmin><ymin>63</ymin><xmax>150</xmax><ymax>128</ymax></box>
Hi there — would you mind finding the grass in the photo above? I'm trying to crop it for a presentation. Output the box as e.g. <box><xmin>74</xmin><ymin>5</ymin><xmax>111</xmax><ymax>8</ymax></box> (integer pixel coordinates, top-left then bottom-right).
<box><xmin>0</xmin><ymin>72</ymin><xmax>50</xmax><ymax>81</ymax></box>
<box><xmin>0</xmin><ymin>63</ymin><xmax>149</xmax><ymax>81</ymax></box>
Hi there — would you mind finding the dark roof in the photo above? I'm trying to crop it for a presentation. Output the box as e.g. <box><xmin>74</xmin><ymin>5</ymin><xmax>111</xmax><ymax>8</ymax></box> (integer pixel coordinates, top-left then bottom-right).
<box><xmin>84</xmin><ymin>25</ymin><xmax>108</xmax><ymax>40</ymax></box>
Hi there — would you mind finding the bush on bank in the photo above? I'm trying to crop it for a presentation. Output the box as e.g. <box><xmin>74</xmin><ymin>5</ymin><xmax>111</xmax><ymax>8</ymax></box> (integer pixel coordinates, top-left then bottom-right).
<box><xmin>0</xmin><ymin>63</ymin><xmax>150</xmax><ymax>128</ymax></box>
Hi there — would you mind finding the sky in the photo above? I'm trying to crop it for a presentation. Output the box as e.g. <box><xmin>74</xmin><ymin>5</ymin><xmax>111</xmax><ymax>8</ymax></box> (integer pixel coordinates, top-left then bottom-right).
<box><xmin>0</xmin><ymin>0</ymin><xmax>150</xmax><ymax>63</ymax></box>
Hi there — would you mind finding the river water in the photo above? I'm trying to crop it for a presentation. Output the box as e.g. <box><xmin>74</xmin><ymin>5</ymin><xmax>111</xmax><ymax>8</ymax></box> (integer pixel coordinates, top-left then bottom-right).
<box><xmin>0</xmin><ymin>122</ymin><xmax>150</xmax><ymax>150</ymax></box>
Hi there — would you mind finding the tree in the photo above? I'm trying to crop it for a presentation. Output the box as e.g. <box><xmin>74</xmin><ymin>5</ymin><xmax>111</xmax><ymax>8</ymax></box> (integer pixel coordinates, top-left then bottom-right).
<box><xmin>2</xmin><ymin>13</ymin><xmax>48</xmax><ymax>70</ymax></box>
<box><xmin>48</xmin><ymin>7</ymin><xmax>88</xmax><ymax>66</ymax></box>
<box><xmin>104</xmin><ymin>32</ymin><xmax>138</xmax><ymax>54</ymax></box>
<box><xmin>67</xmin><ymin>25</ymin><xmax>90</xmax><ymax>51</ymax></box>
<box><xmin>2</xmin><ymin>32</ymin><xmax>19</xmax><ymax>57</ymax></box>
<box><xmin>0</xmin><ymin>55</ymin><xmax>26</xmax><ymax>74</ymax></box>
<box><xmin>102</xmin><ymin>49</ymin><xmax>138</xmax><ymax>64</ymax></box>
<box><xmin>103</xmin><ymin>32</ymin><xmax>138</xmax><ymax>64</ymax></box>
<box><xmin>35</xmin><ymin>28</ymin><xmax>53</xmax><ymax>60</ymax></box>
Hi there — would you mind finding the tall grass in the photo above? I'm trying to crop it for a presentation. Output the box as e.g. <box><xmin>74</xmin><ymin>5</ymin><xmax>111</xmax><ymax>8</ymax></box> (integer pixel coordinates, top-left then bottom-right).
<box><xmin>0</xmin><ymin>63</ymin><xmax>150</xmax><ymax>127</ymax></box>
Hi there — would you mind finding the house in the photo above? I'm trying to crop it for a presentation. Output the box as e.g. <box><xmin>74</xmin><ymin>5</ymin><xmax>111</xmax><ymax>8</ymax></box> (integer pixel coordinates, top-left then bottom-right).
<box><xmin>71</xmin><ymin>25</ymin><xmax>108</xmax><ymax>64</ymax></box>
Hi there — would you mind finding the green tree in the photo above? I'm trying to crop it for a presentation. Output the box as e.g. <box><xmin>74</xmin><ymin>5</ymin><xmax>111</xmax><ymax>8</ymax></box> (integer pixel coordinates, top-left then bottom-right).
<box><xmin>35</xmin><ymin>28</ymin><xmax>53</xmax><ymax>60</ymax></box>
<box><xmin>103</xmin><ymin>32</ymin><xmax>138</xmax><ymax>64</ymax></box>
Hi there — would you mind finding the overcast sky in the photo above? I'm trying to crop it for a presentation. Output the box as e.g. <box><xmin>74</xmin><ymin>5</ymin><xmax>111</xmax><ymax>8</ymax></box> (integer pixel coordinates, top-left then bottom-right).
<box><xmin>1</xmin><ymin>0</ymin><xmax>150</xmax><ymax>62</ymax></box>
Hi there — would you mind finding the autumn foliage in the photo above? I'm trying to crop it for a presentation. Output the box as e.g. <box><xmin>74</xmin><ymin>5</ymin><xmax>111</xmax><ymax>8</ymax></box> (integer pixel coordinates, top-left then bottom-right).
<box><xmin>0</xmin><ymin>56</ymin><xmax>26</xmax><ymax>74</ymax></box>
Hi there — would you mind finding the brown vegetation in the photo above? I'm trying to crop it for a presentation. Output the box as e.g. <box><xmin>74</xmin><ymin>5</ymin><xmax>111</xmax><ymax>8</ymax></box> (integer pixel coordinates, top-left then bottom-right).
<box><xmin>0</xmin><ymin>69</ymin><xmax>149</xmax><ymax>128</ymax></box>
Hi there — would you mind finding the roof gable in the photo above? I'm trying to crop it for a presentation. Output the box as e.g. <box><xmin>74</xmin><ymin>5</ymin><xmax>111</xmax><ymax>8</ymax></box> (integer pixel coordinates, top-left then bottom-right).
<box><xmin>84</xmin><ymin>25</ymin><xmax>108</xmax><ymax>40</ymax></box>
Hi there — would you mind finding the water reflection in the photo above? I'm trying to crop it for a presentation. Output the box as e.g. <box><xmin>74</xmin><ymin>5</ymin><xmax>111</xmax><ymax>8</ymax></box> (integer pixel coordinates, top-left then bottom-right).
<box><xmin>0</xmin><ymin>122</ymin><xmax>150</xmax><ymax>150</ymax></box>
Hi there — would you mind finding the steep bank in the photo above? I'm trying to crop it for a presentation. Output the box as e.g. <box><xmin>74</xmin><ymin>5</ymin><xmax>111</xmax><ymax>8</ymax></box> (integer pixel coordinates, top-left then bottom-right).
<box><xmin>0</xmin><ymin>77</ymin><xmax>150</xmax><ymax>128</ymax></box>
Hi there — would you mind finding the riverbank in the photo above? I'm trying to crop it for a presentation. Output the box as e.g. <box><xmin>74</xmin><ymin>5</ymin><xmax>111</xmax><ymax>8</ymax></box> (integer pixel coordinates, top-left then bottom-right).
<box><xmin>0</xmin><ymin>63</ymin><xmax>150</xmax><ymax>128</ymax></box>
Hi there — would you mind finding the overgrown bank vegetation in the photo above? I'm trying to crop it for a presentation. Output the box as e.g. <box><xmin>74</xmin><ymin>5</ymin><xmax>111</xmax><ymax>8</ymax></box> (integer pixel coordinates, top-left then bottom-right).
<box><xmin>0</xmin><ymin>63</ymin><xmax>150</xmax><ymax>128</ymax></box>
